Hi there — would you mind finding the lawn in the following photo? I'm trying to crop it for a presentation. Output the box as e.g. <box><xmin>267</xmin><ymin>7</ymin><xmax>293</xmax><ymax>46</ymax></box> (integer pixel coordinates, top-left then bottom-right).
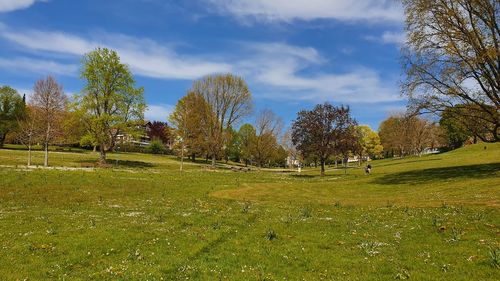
<box><xmin>0</xmin><ymin>143</ymin><xmax>499</xmax><ymax>280</ymax></box>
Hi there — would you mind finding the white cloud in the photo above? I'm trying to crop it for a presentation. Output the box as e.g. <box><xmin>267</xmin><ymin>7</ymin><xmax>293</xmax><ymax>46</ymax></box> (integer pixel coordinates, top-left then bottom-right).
<box><xmin>0</xmin><ymin>25</ymin><xmax>400</xmax><ymax>104</ymax></box>
<box><xmin>0</xmin><ymin>0</ymin><xmax>41</xmax><ymax>13</ymax></box>
<box><xmin>208</xmin><ymin>0</ymin><xmax>403</xmax><ymax>23</ymax></box>
<box><xmin>0</xmin><ymin>28</ymin><xmax>232</xmax><ymax>80</ymax></box>
<box><xmin>145</xmin><ymin>104</ymin><xmax>174</xmax><ymax>121</ymax></box>
<box><xmin>365</xmin><ymin>31</ymin><xmax>406</xmax><ymax>45</ymax></box>
<box><xmin>0</xmin><ymin>57</ymin><xmax>78</xmax><ymax>75</ymax></box>
<box><xmin>237</xmin><ymin>42</ymin><xmax>400</xmax><ymax>103</ymax></box>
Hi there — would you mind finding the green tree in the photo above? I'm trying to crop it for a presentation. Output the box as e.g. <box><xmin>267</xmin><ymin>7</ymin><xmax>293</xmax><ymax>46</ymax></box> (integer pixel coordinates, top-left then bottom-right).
<box><xmin>169</xmin><ymin>91</ymin><xmax>211</xmax><ymax>170</ymax></box>
<box><xmin>356</xmin><ymin>125</ymin><xmax>383</xmax><ymax>160</ymax></box>
<box><xmin>79</xmin><ymin>48</ymin><xmax>145</xmax><ymax>164</ymax></box>
<box><xmin>440</xmin><ymin>106</ymin><xmax>473</xmax><ymax>149</ymax></box>
<box><xmin>237</xmin><ymin>123</ymin><xmax>256</xmax><ymax>166</ymax></box>
<box><xmin>0</xmin><ymin>86</ymin><xmax>26</xmax><ymax>148</ymax></box>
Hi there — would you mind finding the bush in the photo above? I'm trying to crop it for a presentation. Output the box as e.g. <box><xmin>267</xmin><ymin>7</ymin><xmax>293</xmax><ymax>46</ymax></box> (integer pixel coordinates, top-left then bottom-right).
<box><xmin>148</xmin><ymin>140</ymin><xmax>166</xmax><ymax>154</ymax></box>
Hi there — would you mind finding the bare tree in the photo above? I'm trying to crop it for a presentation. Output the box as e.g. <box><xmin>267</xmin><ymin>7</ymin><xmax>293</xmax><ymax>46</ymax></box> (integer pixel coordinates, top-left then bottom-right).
<box><xmin>252</xmin><ymin>109</ymin><xmax>283</xmax><ymax>168</ymax></box>
<box><xmin>15</xmin><ymin>106</ymin><xmax>40</xmax><ymax>166</ymax></box>
<box><xmin>31</xmin><ymin>76</ymin><xmax>67</xmax><ymax>167</ymax></box>
<box><xmin>402</xmin><ymin>0</ymin><xmax>500</xmax><ymax>141</ymax></box>
<box><xmin>191</xmin><ymin>74</ymin><xmax>253</xmax><ymax>166</ymax></box>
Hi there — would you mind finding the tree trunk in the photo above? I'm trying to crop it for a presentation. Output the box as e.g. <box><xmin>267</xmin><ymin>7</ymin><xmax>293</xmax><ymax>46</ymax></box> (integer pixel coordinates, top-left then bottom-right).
<box><xmin>44</xmin><ymin>142</ymin><xmax>49</xmax><ymax>167</ymax></box>
<box><xmin>211</xmin><ymin>155</ymin><xmax>216</xmax><ymax>167</ymax></box>
<box><xmin>180</xmin><ymin>142</ymin><xmax>184</xmax><ymax>171</ymax></box>
<box><xmin>27</xmin><ymin>144</ymin><xmax>32</xmax><ymax>166</ymax></box>
<box><xmin>93</xmin><ymin>145</ymin><xmax>97</xmax><ymax>152</ymax></box>
<box><xmin>99</xmin><ymin>144</ymin><xmax>107</xmax><ymax>164</ymax></box>
<box><xmin>320</xmin><ymin>159</ymin><xmax>325</xmax><ymax>177</ymax></box>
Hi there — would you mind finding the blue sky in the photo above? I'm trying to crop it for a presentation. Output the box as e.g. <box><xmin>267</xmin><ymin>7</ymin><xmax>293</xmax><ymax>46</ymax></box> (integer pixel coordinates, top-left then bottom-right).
<box><xmin>0</xmin><ymin>0</ymin><xmax>407</xmax><ymax>130</ymax></box>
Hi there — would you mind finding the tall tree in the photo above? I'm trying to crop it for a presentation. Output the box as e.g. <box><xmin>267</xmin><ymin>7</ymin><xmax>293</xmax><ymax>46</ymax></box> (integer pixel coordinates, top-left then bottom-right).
<box><xmin>252</xmin><ymin>109</ymin><xmax>283</xmax><ymax>168</ymax></box>
<box><xmin>169</xmin><ymin>92</ymin><xmax>210</xmax><ymax>170</ymax></box>
<box><xmin>79</xmin><ymin>48</ymin><xmax>145</xmax><ymax>164</ymax></box>
<box><xmin>237</xmin><ymin>123</ymin><xmax>256</xmax><ymax>166</ymax></box>
<box><xmin>292</xmin><ymin>103</ymin><xmax>357</xmax><ymax>177</ymax></box>
<box><xmin>402</xmin><ymin>0</ymin><xmax>500</xmax><ymax>141</ymax></box>
<box><xmin>0</xmin><ymin>86</ymin><xmax>25</xmax><ymax>148</ymax></box>
<box><xmin>31</xmin><ymin>76</ymin><xmax>67</xmax><ymax>167</ymax></box>
<box><xmin>190</xmin><ymin>74</ymin><xmax>252</xmax><ymax>166</ymax></box>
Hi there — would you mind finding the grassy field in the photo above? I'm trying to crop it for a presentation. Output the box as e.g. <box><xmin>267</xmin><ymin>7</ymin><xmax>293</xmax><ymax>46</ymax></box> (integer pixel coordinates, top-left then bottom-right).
<box><xmin>0</xmin><ymin>143</ymin><xmax>499</xmax><ymax>280</ymax></box>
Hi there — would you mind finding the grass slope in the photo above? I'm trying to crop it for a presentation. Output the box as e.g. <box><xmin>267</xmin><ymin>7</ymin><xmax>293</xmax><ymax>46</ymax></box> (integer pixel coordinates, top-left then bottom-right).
<box><xmin>0</xmin><ymin>143</ymin><xmax>499</xmax><ymax>280</ymax></box>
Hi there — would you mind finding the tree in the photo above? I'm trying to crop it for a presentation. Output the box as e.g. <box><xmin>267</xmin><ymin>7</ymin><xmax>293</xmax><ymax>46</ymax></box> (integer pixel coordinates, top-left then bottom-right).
<box><xmin>439</xmin><ymin>106</ymin><xmax>474</xmax><ymax>149</ymax></box>
<box><xmin>356</xmin><ymin>125</ymin><xmax>383</xmax><ymax>160</ymax></box>
<box><xmin>190</xmin><ymin>74</ymin><xmax>252</xmax><ymax>166</ymax></box>
<box><xmin>79</xmin><ymin>48</ymin><xmax>146</xmax><ymax>164</ymax></box>
<box><xmin>402</xmin><ymin>0</ymin><xmax>500</xmax><ymax>141</ymax></box>
<box><xmin>252</xmin><ymin>109</ymin><xmax>283</xmax><ymax>168</ymax></box>
<box><xmin>147</xmin><ymin>121</ymin><xmax>171</xmax><ymax>145</ymax></box>
<box><xmin>237</xmin><ymin>123</ymin><xmax>256</xmax><ymax>166</ymax></box>
<box><xmin>15</xmin><ymin>106</ymin><xmax>40</xmax><ymax>166</ymax></box>
<box><xmin>0</xmin><ymin>86</ymin><xmax>25</xmax><ymax>148</ymax></box>
<box><xmin>379</xmin><ymin>113</ymin><xmax>438</xmax><ymax>157</ymax></box>
<box><xmin>292</xmin><ymin>103</ymin><xmax>357</xmax><ymax>177</ymax></box>
<box><xmin>170</xmin><ymin>92</ymin><xmax>211</xmax><ymax>170</ymax></box>
<box><xmin>31</xmin><ymin>76</ymin><xmax>67</xmax><ymax>167</ymax></box>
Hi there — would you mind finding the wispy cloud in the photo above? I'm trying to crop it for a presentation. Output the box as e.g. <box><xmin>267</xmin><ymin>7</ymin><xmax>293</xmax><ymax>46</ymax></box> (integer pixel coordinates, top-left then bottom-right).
<box><xmin>0</xmin><ymin>57</ymin><xmax>78</xmax><ymax>76</ymax></box>
<box><xmin>237</xmin><ymin>42</ymin><xmax>400</xmax><ymax>103</ymax></box>
<box><xmin>145</xmin><ymin>104</ymin><xmax>174</xmax><ymax>121</ymax></box>
<box><xmin>365</xmin><ymin>31</ymin><xmax>406</xmax><ymax>45</ymax></box>
<box><xmin>0</xmin><ymin>25</ymin><xmax>401</xmax><ymax>104</ymax></box>
<box><xmin>207</xmin><ymin>0</ymin><xmax>403</xmax><ymax>23</ymax></box>
<box><xmin>0</xmin><ymin>27</ymin><xmax>232</xmax><ymax>80</ymax></box>
<box><xmin>0</xmin><ymin>0</ymin><xmax>43</xmax><ymax>13</ymax></box>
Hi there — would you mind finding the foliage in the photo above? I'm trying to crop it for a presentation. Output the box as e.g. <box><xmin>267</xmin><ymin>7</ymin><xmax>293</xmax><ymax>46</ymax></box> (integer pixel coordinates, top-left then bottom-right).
<box><xmin>190</xmin><ymin>73</ymin><xmax>253</xmax><ymax>166</ymax></box>
<box><xmin>356</xmin><ymin>125</ymin><xmax>383</xmax><ymax>159</ymax></box>
<box><xmin>292</xmin><ymin>103</ymin><xmax>357</xmax><ymax>176</ymax></box>
<box><xmin>78</xmin><ymin>47</ymin><xmax>145</xmax><ymax>164</ymax></box>
<box><xmin>237</xmin><ymin>123</ymin><xmax>256</xmax><ymax>166</ymax></box>
<box><xmin>402</xmin><ymin>0</ymin><xmax>500</xmax><ymax>141</ymax></box>
<box><xmin>251</xmin><ymin>109</ymin><xmax>283</xmax><ymax>167</ymax></box>
<box><xmin>0</xmin><ymin>86</ymin><xmax>26</xmax><ymax>147</ymax></box>
<box><xmin>439</xmin><ymin>106</ymin><xmax>472</xmax><ymax>149</ymax></box>
<box><xmin>148</xmin><ymin>139</ymin><xmax>166</xmax><ymax>154</ymax></box>
<box><xmin>147</xmin><ymin>121</ymin><xmax>171</xmax><ymax>145</ymax></box>
<box><xmin>379</xmin><ymin>114</ymin><xmax>441</xmax><ymax>157</ymax></box>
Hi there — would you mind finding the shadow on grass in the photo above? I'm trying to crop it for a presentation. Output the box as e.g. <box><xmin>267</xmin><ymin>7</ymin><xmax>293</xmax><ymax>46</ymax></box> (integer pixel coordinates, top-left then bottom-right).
<box><xmin>374</xmin><ymin>163</ymin><xmax>500</xmax><ymax>185</ymax></box>
<box><xmin>375</xmin><ymin>158</ymin><xmax>442</xmax><ymax>168</ymax></box>
<box><xmin>76</xmin><ymin>159</ymin><xmax>155</xmax><ymax>168</ymax></box>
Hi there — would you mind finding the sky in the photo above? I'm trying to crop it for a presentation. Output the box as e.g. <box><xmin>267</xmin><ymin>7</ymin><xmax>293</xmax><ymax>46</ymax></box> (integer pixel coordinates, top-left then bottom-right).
<box><xmin>0</xmin><ymin>0</ymin><xmax>408</xmax><ymax>130</ymax></box>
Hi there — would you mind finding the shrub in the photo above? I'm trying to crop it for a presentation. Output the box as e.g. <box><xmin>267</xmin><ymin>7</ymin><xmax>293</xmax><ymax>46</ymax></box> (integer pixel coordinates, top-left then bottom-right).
<box><xmin>148</xmin><ymin>140</ymin><xmax>166</xmax><ymax>154</ymax></box>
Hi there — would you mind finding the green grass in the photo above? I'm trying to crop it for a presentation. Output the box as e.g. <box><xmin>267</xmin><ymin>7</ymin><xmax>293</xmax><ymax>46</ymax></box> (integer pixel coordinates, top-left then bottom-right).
<box><xmin>0</xmin><ymin>143</ymin><xmax>499</xmax><ymax>280</ymax></box>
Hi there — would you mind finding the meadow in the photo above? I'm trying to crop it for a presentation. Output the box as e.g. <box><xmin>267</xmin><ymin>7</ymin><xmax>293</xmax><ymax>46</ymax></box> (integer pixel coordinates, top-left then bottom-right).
<box><xmin>0</xmin><ymin>143</ymin><xmax>499</xmax><ymax>280</ymax></box>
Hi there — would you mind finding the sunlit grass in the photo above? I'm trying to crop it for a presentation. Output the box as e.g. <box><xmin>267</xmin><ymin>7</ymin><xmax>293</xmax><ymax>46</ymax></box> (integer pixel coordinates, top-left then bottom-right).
<box><xmin>0</xmin><ymin>143</ymin><xmax>498</xmax><ymax>280</ymax></box>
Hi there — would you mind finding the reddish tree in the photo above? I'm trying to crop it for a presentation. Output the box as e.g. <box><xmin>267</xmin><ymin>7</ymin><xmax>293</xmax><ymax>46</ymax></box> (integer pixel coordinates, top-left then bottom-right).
<box><xmin>147</xmin><ymin>121</ymin><xmax>171</xmax><ymax>144</ymax></box>
<box><xmin>292</xmin><ymin>103</ymin><xmax>357</xmax><ymax>177</ymax></box>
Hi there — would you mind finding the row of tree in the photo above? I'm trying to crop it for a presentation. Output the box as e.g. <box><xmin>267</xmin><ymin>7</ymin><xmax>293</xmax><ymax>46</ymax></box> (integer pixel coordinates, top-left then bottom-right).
<box><xmin>0</xmin><ymin>48</ymin><xmax>146</xmax><ymax>166</ymax></box>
